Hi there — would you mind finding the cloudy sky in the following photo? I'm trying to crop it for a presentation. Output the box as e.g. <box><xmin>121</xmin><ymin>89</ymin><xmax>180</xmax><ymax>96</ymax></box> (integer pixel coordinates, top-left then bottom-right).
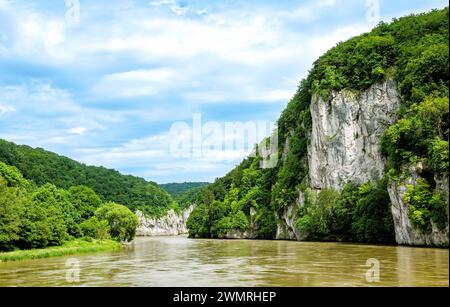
<box><xmin>0</xmin><ymin>0</ymin><xmax>446</xmax><ymax>183</ymax></box>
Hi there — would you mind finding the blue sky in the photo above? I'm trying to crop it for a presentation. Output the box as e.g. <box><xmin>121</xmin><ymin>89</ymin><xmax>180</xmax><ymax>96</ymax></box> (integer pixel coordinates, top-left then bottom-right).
<box><xmin>0</xmin><ymin>0</ymin><xmax>447</xmax><ymax>183</ymax></box>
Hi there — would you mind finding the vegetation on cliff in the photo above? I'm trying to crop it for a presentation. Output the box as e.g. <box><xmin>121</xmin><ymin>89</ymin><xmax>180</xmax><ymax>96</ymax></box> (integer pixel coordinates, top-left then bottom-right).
<box><xmin>187</xmin><ymin>8</ymin><xmax>449</xmax><ymax>242</ymax></box>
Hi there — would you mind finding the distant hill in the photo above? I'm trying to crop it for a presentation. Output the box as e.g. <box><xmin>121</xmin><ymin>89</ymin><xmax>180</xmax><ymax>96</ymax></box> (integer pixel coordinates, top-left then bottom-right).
<box><xmin>161</xmin><ymin>182</ymin><xmax>210</xmax><ymax>197</ymax></box>
<box><xmin>0</xmin><ymin>139</ymin><xmax>174</xmax><ymax>216</ymax></box>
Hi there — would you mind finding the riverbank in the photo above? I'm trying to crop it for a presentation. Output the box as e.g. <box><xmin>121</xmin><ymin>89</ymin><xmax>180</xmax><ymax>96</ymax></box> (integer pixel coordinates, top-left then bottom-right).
<box><xmin>0</xmin><ymin>239</ymin><xmax>123</xmax><ymax>262</ymax></box>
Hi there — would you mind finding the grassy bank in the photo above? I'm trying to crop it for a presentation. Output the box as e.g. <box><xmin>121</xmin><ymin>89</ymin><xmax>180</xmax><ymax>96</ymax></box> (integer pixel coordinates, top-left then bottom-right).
<box><xmin>0</xmin><ymin>239</ymin><xmax>123</xmax><ymax>262</ymax></box>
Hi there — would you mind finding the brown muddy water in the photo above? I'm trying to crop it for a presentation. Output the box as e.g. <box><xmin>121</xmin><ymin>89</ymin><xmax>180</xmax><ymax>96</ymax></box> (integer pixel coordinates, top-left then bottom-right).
<box><xmin>0</xmin><ymin>236</ymin><xmax>448</xmax><ymax>287</ymax></box>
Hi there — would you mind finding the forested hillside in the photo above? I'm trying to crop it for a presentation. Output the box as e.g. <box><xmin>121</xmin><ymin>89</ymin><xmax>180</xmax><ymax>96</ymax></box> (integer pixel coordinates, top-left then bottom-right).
<box><xmin>0</xmin><ymin>161</ymin><xmax>138</xmax><ymax>252</ymax></box>
<box><xmin>161</xmin><ymin>182</ymin><xmax>210</xmax><ymax>197</ymax></box>
<box><xmin>187</xmin><ymin>8</ymin><xmax>449</xmax><ymax>243</ymax></box>
<box><xmin>0</xmin><ymin>139</ymin><xmax>175</xmax><ymax>216</ymax></box>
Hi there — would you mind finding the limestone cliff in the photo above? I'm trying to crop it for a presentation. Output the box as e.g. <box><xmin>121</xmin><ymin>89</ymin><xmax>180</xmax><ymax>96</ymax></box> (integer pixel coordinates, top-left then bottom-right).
<box><xmin>388</xmin><ymin>164</ymin><xmax>449</xmax><ymax>247</ymax></box>
<box><xmin>136</xmin><ymin>206</ymin><xmax>194</xmax><ymax>236</ymax></box>
<box><xmin>276</xmin><ymin>80</ymin><xmax>401</xmax><ymax>241</ymax></box>
<box><xmin>308</xmin><ymin>79</ymin><xmax>401</xmax><ymax>190</ymax></box>
<box><xmin>276</xmin><ymin>80</ymin><xmax>448</xmax><ymax>246</ymax></box>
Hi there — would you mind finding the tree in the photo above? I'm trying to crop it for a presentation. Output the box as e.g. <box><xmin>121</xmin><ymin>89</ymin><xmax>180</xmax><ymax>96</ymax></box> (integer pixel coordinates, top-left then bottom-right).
<box><xmin>0</xmin><ymin>177</ymin><xmax>26</xmax><ymax>251</ymax></box>
<box><xmin>0</xmin><ymin>161</ymin><xmax>29</xmax><ymax>188</ymax></box>
<box><xmin>186</xmin><ymin>204</ymin><xmax>210</xmax><ymax>238</ymax></box>
<box><xmin>69</xmin><ymin>185</ymin><xmax>102</xmax><ymax>221</ymax></box>
<box><xmin>17</xmin><ymin>184</ymin><xmax>68</xmax><ymax>248</ymax></box>
<box><xmin>80</xmin><ymin>216</ymin><xmax>111</xmax><ymax>240</ymax></box>
<box><xmin>95</xmin><ymin>202</ymin><xmax>138</xmax><ymax>242</ymax></box>
<box><xmin>351</xmin><ymin>181</ymin><xmax>395</xmax><ymax>243</ymax></box>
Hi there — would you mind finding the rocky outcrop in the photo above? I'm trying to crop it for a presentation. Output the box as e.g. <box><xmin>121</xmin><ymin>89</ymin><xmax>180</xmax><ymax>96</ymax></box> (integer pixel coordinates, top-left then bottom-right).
<box><xmin>271</xmin><ymin>79</ymin><xmax>448</xmax><ymax>247</ymax></box>
<box><xmin>388</xmin><ymin>164</ymin><xmax>449</xmax><ymax>247</ymax></box>
<box><xmin>304</xmin><ymin>79</ymin><xmax>448</xmax><ymax>247</ymax></box>
<box><xmin>276</xmin><ymin>192</ymin><xmax>305</xmax><ymax>240</ymax></box>
<box><xmin>136</xmin><ymin>206</ymin><xmax>194</xmax><ymax>236</ymax></box>
<box><xmin>271</xmin><ymin>81</ymin><xmax>402</xmax><ymax>243</ymax></box>
<box><xmin>308</xmin><ymin>80</ymin><xmax>401</xmax><ymax>190</ymax></box>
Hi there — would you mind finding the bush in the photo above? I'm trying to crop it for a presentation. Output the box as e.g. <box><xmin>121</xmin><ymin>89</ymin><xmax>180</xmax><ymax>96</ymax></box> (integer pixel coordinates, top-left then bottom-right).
<box><xmin>296</xmin><ymin>182</ymin><xmax>395</xmax><ymax>244</ymax></box>
<box><xmin>212</xmin><ymin>211</ymin><xmax>249</xmax><ymax>237</ymax></box>
<box><xmin>254</xmin><ymin>207</ymin><xmax>277</xmax><ymax>239</ymax></box>
<box><xmin>187</xmin><ymin>204</ymin><xmax>210</xmax><ymax>238</ymax></box>
<box><xmin>296</xmin><ymin>189</ymin><xmax>339</xmax><ymax>240</ymax></box>
<box><xmin>405</xmin><ymin>178</ymin><xmax>448</xmax><ymax>233</ymax></box>
<box><xmin>429</xmin><ymin>139</ymin><xmax>449</xmax><ymax>175</ymax></box>
<box><xmin>80</xmin><ymin>216</ymin><xmax>110</xmax><ymax>240</ymax></box>
<box><xmin>95</xmin><ymin>202</ymin><xmax>138</xmax><ymax>242</ymax></box>
<box><xmin>351</xmin><ymin>181</ymin><xmax>395</xmax><ymax>244</ymax></box>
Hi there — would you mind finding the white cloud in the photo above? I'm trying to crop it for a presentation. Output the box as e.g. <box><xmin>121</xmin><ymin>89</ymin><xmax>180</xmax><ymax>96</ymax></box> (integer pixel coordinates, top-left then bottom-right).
<box><xmin>185</xmin><ymin>88</ymin><xmax>295</xmax><ymax>104</ymax></box>
<box><xmin>0</xmin><ymin>0</ymin><xmax>11</xmax><ymax>10</ymax></box>
<box><xmin>283</xmin><ymin>0</ymin><xmax>337</xmax><ymax>22</ymax></box>
<box><xmin>149</xmin><ymin>0</ymin><xmax>173</xmax><ymax>6</ymax></box>
<box><xmin>0</xmin><ymin>82</ymin><xmax>80</xmax><ymax>115</ymax></box>
<box><xmin>0</xmin><ymin>103</ymin><xmax>15</xmax><ymax>115</ymax></box>
<box><xmin>149</xmin><ymin>0</ymin><xmax>207</xmax><ymax>16</ymax></box>
<box><xmin>14</xmin><ymin>13</ymin><xmax>65</xmax><ymax>57</ymax></box>
<box><xmin>0</xmin><ymin>82</ymin><xmax>119</xmax><ymax>150</ymax></box>
<box><xmin>1</xmin><ymin>1</ymin><xmax>374</xmax><ymax>106</ymax></box>
<box><xmin>68</xmin><ymin>127</ymin><xmax>87</xmax><ymax>135</ymax></box>
<box><xmin>74</xmin><ymin>120</ymin><xmax>256</xmax><ymax>176</ymax></box>
<box><xmin>94</xmin><ymin>68</ymin><xmax>179</xmax><ymax>98</ymax></box>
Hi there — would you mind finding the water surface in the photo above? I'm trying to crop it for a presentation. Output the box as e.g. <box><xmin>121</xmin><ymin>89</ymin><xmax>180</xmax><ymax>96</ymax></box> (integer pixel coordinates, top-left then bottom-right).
<box><xmin>0</xmin><ymin>236</ymin><xmax>448</xmax><ymax>287</ymax></box>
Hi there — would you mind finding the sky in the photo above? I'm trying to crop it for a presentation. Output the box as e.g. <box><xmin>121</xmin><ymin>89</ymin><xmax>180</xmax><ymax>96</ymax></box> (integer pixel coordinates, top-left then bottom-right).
<box><xmin>0</xmin><ymin>0</ymin><xmax>447</xmax><ymax>184</ymax></box>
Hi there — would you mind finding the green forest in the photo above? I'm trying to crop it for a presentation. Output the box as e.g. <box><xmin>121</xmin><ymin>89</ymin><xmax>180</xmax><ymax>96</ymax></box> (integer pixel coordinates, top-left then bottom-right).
<box><xmin>0</xmin><ymin>161</ymin><xmax>138</xmax><ymax>252</ymax></box>
<box><xmin>162</xmin><ymin>183</ymin><xmax>211</xmax><ymax>210</ymax></box>
<box><xmin>187</xmin><ymin>8</ymin><xmax>449</xmax><ymax>244</ymax></box>
<box><xmin>0</xmin><ymin>140</ymin><xmax>209</xmax><ymax>253</ymax></box>
<box><xmin>161</xmin><ymin>182</ymin><xmax>210</xmax><ymax>197</ymax></box>
<box><xmin>0</xmin><ymin>139</ymin><xmax>176</xmax><ymax>217</ymax></box>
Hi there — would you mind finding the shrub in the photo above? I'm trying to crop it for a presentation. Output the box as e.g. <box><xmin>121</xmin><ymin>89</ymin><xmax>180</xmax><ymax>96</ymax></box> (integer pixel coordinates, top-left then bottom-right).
<box><xmin>95</xmin><ymin>202</ymin><xmax>138</xmax><ymax>242</ymax></box>
<box><xmin>405</xmin><ymin>178</ymin><xmax>448</xmax><ymax>233</ymax></box>
<box><xmin>80</xmin><ymin>216</ymin><xmax>111</xmax><ymax>240</ymax></box>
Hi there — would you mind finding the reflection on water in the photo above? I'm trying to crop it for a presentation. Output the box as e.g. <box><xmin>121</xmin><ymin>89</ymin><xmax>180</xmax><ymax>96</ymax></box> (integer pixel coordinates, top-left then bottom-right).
<box><xmin>0</xmin><ymin>236</ymin><xmax>448</xmax><ymax>287</ymax></box>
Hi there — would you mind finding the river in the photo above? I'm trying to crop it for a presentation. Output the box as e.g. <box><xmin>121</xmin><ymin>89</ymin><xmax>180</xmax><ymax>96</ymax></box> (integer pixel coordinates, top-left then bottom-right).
<box><xmin>0</xmin><ymin>236</ymin><xmax>448</xmax><ymax>287</ymax></box>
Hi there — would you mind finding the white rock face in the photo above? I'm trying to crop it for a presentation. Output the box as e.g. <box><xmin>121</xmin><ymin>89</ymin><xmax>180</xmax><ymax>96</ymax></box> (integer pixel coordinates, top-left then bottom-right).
<box><xmin>388</xmin><ymin>165</ymin><xmax>449</xmax><ymax>247</ymax></box>
<box><xmin>308</xmin><ymin>80</ymin><xmax>401</xmax><ymax>190</ymax></box>
<box><xmin>275</xmin><ymin>191</ymin><xmax>305</xmax><ymax>240</ymax></box>
<box><xmin>136</xmin><ymin>206</ymin><xmax>194</xmax><ymax>236</ymax></box>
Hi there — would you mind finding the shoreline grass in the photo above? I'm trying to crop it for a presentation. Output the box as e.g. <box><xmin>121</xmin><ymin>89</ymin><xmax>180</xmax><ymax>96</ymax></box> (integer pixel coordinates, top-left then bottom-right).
<box><xmin>0</xmin><ymin>239</ymin><xmax>123</xmax><ymax>262</ymax></box>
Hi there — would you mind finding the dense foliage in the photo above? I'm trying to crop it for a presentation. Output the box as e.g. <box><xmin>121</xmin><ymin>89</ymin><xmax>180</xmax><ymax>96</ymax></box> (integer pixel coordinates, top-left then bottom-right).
<box><xmin>296</xmin><ymin>181</ymin><xmax>394</xmax><ymax>244</ymax></box>
<box><xmin>161</xmin><ymin>182</ymin><xmax>210</xmax><ymax>197</ymax></box>
<box><xmin>0</xmin><ymin>139</ymin><xmax>175</xmax><ymax>216</ymax></box>
<box><xmin>187</xmin><ymin>8</ymin><xmax>449</xmax><ymax>242</ymax></box>
<box><xmin>0</xmin><ymin>161</ymin><xmax>138</xmax><ymax>252</ymax></box>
